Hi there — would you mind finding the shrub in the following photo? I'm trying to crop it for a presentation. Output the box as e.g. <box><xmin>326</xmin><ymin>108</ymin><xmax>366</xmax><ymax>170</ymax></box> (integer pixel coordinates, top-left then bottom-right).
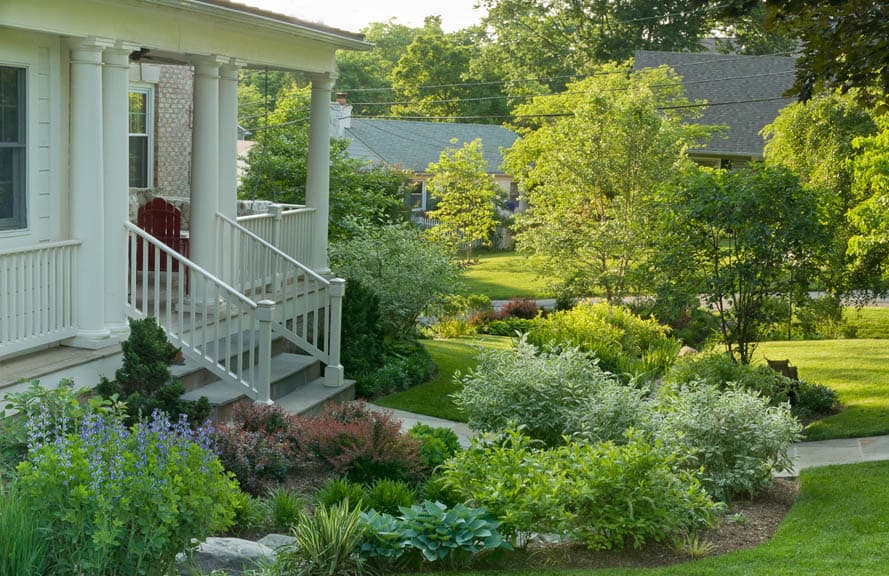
<box><xmin>409</xmin><ymin>423</ymin><xmax>462</xmax><ymax>469</ymax></box>
<box><xmin>212</xmin><ymin>403</ymin><xmax>302</xmax><ymax>495</ymax></box>
<box><xmin>96</xmin><ymin>317</ymin><xmax>210</xmax><ymax>426</ymax></box>
<box><xmin>17</xmin><ymin>410</ymin><xmax>238</xmax><ymax>576</ymax></box>
<box><xmin>331</xmin><ymin>223</ymin><xmax>462</xmax><ymax>339</ymax></box>
<box><xmin>355</xmin><ymin>341</ymin><xmax>434</xmax><ymax>399</ymax></box>
<box><xmin>475</xmin><ymin>317</ymin><xmax>537</xmax><ymax>336</ymax></box>
<box><xmin>498</xmin><ymin>297</ymin><xmax>539</xmax><ymax>319</ymax></box>
<box><xmin>664</xmin><ymin>352</ymin><xmax>839</xmax><ymax>421</ymax></box>
<box><xmin>651</xmin><ymin>383</ymin><xmax>802</xmax><ymax>501</ymax></box>
<box><xmin>340</xmin><ymin>278</ymin><xmax>386</xmax><ymax>380</ymax></box>
<box><xmin>299</xmin><ymin>402</ymin><xmax>426</xmax><ymax>484</ymax></box>
<box><xmin>229</xmin><ymin>490</ymin><xmax>268</xmax><ymax>534</ymax></box>
<box><xmin>527</xmin><ymin>301</ymin><xmax>680</xmax><ymax>382</ymax></box>
<box><xmin>317</xmin><ymin>478</ymin><xmax>368</xmax><ymax>510</ymax></box>
<box><xmin>452</xmin><ymin>337</ymin><xmax>616</xmax><ymax>446</ymax></box>
<box><xmin>265</xmin><ymin>487</ymin><xmax>306</xmax><ymax>533</ymax></box>
<box><xmin>424</xmin><ymin>294</ymin><xmax>493</xmax><ymax>339</ymax></box>
<box><xmin>0</xmin><ymin>481</ymin><xmax>47</xmax><ymax>576</ymax></box>
<box><xmin>276</xmin><ymin>500</ymin><xmax>370</xmax><ymax>576</ymax></box>
<box><xmin>440</xmin><ymin>430</ymin><xmax>721</xmax><ymax>549</ymax></box>
<box><xmin>366</xmin><ymin>479</ymin><xmax>417</xmax><ymax>515</ymax></box>
<box><xmin>564</xmin><ymin>381</ymin><xmax>653</xmax><ymax>444</ymax></box>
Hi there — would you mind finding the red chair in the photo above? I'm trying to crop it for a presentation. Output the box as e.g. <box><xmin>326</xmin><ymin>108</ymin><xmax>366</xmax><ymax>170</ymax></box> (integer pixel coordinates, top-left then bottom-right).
<box><xmin>136</xmin><ymin>198</ymin><xmax>190</xmax><ymax>272</ymax></box>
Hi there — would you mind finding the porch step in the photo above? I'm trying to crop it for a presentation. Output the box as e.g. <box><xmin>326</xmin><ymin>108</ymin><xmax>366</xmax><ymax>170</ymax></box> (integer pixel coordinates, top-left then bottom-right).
<box><xmin>181</xmin><ymin>352</ymin><xmax>346</xmax><ymax>421</ymax></box>
<box><xmin>275</xmin><ymin>378</ymin><xmax>356</xmax><ymax>417</ymax></box>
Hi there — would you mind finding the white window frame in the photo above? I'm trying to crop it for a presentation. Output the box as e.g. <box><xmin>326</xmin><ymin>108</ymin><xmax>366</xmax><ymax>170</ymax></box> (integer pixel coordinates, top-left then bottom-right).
<box><xmin>128</xmin><ymin>84</ymin><xmax>154</xmax><ymax>189</ymax></box>
<box><xmin>0</xmin><ymin>65</ymin><xmax>27</xmax><ymax>232</ymax></box>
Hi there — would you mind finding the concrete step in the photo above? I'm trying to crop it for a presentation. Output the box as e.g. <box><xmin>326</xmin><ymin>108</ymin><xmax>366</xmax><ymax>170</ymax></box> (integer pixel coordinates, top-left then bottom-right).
<box><xmin>275</xmin><ymin>378</ymin><xmax>355</xmax><ymax>417</ymax></box>
<box><xmin>181</xmin><ymin>352</ymin><xmax>330</xmax><ymax>422</ymax></box>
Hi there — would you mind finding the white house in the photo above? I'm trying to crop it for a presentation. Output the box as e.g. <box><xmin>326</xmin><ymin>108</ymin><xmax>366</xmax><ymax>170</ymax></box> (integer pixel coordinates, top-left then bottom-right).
<box><xmin>0</xmin><ymin>0</ymin><xmax>369</xmax><ymax>412</ymax></box>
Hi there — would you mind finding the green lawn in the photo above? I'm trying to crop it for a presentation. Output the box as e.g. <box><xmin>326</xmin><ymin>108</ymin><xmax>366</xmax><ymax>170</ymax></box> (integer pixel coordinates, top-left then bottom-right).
<box><xmin>374</xmin><ymin>335</ymin><xmax>512</xmax><ymax>421</ymax></box>
<box><xmin>443</xmin><ymin>461</ymin><xmax>889</xmax><ymax>576</ymax></box>
<box><xmin>459</xmin><ymin>251</ymin><xmax>553</xmax><ymax>300</ymax></box>
<box><xmin>844</xmin><ymin>306</ymin><xmax>889</xmax><ymax>339</ymax></box>
<box><xmin>756</xmin><ymin>339</ymin><xmax>889</xmax><ymax>440</ymax></box>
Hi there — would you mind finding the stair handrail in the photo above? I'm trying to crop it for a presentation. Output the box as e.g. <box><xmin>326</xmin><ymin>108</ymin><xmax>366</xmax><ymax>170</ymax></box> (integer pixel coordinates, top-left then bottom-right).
<box><xmin>125</xmin><ymin>222</ymin><xmax>275</xmax><ymax>402</ymax></box>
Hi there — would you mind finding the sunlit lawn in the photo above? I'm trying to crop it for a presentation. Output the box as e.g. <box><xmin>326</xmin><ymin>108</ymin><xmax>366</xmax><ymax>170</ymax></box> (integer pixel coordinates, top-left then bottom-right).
<box><xmin>374</xmin><ymin>335</ymin><xmax>513</xmax><ymax>421</ymax></box>
<box><xmin>756</xmin><ymin>338</ymin><xmax>889</xmax><ymax>440</ymax></box>
<box><xmin>844</xmin><ymin>306</ymin><xmax>889</xmax><ymax>339</ymax></box>
<box><xmin>458</xmin><ymin>251</ymin><xmax>553</xmax><ymax>300</ymax></box>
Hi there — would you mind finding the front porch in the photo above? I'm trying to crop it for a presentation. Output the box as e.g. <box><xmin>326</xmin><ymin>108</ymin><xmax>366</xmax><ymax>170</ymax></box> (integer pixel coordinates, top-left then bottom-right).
<box><xmin>0</xmin><ymin>0</ymin><xmax>372</xmax><ymax>406</ymax></box>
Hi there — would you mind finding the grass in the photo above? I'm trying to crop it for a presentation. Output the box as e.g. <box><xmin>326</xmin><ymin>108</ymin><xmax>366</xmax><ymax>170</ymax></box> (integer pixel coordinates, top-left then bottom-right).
<box><xmin>756</xmin><ymin>339</ymin><xmax>889</xmax><ymax>441</ymax></box>
<box><xmin>844</xmin><ymin>306</ymin><xmax>889</xmax><ymax>339</ymax></box>
<box><xmin>458</xmin><ymin>251</ymin><xmax>553</xmax><ymax>300</ymax></box>
<box><xmin>443</xmin><ymin>461</ymin><xmax>889</xmax><ymax>575</ymax></box>
<box><xmin>374</xmin><ymin>335</ymin><xmax>512</xmax><ymax>421</ymax></box>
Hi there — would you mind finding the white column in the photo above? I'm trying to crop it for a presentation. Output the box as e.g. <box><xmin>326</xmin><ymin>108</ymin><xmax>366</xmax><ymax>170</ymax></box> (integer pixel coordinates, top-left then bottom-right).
<box><xmin>102</xmin><ymin>44</ymin><xmax>136</xmax><ymax>337</ymax></box>
<box><xmin>69</xmin><ymin>38</ymin><xmax>113</xmax><ymax>347</ymax></box>
<box><xmin>191</xmin><ymin>56</ymin><xmax>224</xmax><ymax>277</ymax></box>
<box><xmin>218</xmin><ymin>61</ymin><xmax>241</xmax><ymax>221</ymax></box>
<box><xmin>305</xmin><ymin>73</ymin><xmax>334</xmax><ymax>274</ymax></box>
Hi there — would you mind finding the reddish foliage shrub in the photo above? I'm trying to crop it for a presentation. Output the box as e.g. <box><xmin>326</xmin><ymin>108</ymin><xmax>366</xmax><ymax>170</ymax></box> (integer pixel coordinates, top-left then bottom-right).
<box><xmin>298</xmin><ymin>402</ymin><xmax>427</xmax><ymax>484</ymax></box>
<box><xmin>467</xmin><ymin>310</ymin><xmax>499</xmax><ymax>326</ymax></box>
<box><xmin>499</xmin><ymin>298</ymin><xmax>539</xmax><ymax>320</ymax></box>
<box><xmin>212</xmin><ymin>403</ymin><xmax>302</xmax><ymax>495</ymax></box>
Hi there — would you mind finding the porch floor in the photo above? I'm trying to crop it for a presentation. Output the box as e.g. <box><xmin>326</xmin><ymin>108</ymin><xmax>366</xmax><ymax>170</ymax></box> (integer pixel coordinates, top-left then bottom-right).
<box><xmin>0</xmin><ymin>344</ymin><xmax>122</xmax><ymax>390</ymax></box>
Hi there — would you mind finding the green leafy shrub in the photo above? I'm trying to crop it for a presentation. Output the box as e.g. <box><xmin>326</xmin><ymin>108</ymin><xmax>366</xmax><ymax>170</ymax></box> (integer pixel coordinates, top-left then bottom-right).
<box><xmin>276</xmin><ymin>500</ymin><xmax>370</xmax><ymax>576</ymax></box>
<box><xmin>96</xmin><ymin>317</ymin><xmax>210</xmax><ymax>426</ymax></box>
<box><xmin>409</xmin><ymin>423</ymin><xmax>462</xmax><ymax>469</ymax></box>
<box><xmin>212</xmin><ymin>403</ymin><xmax>303</xmax><ymax>495</ymax></box>
<box><xmin>664</xmin><ymin>353</ymin><xmax>839</xmax><ymax>421</ymax></box>
<box><xmin>229</xmin><ymin>490</ymin><xmax>268</xmax><ymax>534</ymax></box>
<box><xmin>652</xmin><ymin>383</ymin><xmax>802</xmax><ymax>501</ymax></box>
<box><xmin>299</xmin><ymin>402</ymin><xmax>426</xmax><ymax>484</ymax></box>
<box><xmin>424</xmin><ymin>294</ymin><xmax>493</xmax><ymax>339</ymax></box>
<box><xmin>474</xmin><ymin>317</ymin><xmax>536</xmax><ymax>336</ymax></box>
<box><xmin>341</xmin><ymin>278</ymin><xmax>386</xmax><ymax>380</ymax></box>
<box><xmin>0</xmin><ymin>480</ymin><xmax>47</xmax><ymax>576</ymax></box>
<box><xmin>440</xmin><ymin>430</ymin><xmax>721</xmax><ymax>549</ymax></box>
<box><xmin>317</xmin><ymin>478</ymin><xmax>368</xmax><ymax>510</ymax></box>
<box><xmin>265</xmin><ymin>487</ymin><xmax>306</xmax><ymax>533</ymax></box>
<box><xmin>355</xmin><ymin>341</ymin><xmax>434</xmax><ymax>399</ymax></box>
<box><xmin>498</xmin><ymin>298</ymin><xmax>539</xmax><ymax>319</ymax></box>
<box><xmin>452</xmin><ymin>337</ymin><xmax>616</xmax><ymax>446</ymax></box>
<box><xmin>358</xmin><ymin>509</ymin><xmax>409</xmax><ymax>564</ymax></box>
<box><xmin>527</xmin><ymin>301</ymin><xmax>680</xmax><ymax>381</ymax></box>
<box><xmin>18</xmin><ymin>410</ymin><xmax>238</xmax><ymax>576</ymax></box>
<box><xmin>331</xmin><ymin>223</ymin><xmax>462</xmax><ymax>339</ymax></box>
<box><xmin>366</xmin><ymin>479</ymin><xmax>417</xmax><ymax>515</ymax></box>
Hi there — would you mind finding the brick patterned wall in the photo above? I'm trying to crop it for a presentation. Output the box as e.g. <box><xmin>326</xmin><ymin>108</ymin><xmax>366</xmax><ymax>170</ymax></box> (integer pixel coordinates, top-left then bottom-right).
<box><xmin>155</xmin><ymin>64</ymin><xmax>193</xmax><ymax>202</ymax></box>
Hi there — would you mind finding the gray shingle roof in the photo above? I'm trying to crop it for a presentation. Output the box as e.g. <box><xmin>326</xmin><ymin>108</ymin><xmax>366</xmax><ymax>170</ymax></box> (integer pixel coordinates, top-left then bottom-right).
<box><xmin>343</xmin><ymin>119</ymin><xmax>519</xmax><ymax>174</ymax></box>
<box><xmin>633</xmin><ymin>50</ymin><xmax>797</xmax><ymax>157</ymax></box>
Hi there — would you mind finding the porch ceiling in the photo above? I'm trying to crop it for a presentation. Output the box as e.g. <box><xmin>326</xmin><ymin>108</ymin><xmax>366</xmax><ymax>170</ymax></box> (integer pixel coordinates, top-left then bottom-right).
<box><xmin>0</xmin><ymin>0</ymin><xmax>371</xmax><ymax>73</ymax></box>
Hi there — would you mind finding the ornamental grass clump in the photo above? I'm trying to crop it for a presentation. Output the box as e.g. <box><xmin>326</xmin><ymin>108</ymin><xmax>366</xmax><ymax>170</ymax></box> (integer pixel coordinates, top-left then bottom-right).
<box><xmin>17</xmin><ymin>409</ymin><xmax>239</xmax><ymax>576</ymax></box>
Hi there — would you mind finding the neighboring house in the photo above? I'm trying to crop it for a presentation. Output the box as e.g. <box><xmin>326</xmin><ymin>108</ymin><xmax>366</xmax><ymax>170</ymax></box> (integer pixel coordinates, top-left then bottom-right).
<box><xmin>331</xmin><ymin>103</ymin><xmax>522</xmax><ymax>213</ymax></box>
<box><xmin>633</xmin><ymin>50</ymin><xmax>797</xmax><ymax>169</ymax></box>
<box><xmin>0</xmin><ymin>0</ymin><xmax>370</xmax><ymax>410</ymax></box>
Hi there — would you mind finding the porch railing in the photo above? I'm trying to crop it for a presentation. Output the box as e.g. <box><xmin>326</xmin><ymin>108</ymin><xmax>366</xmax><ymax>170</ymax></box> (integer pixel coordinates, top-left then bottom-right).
<box><xmin>216</xmin><ymin>212</ymin><xmax>344</xmax><ymax>386</ymax></box>
<box><xmin>0</xmin><ymin>240</ymin><xmax>80</xmax><ymax>357</ymax></box>
<box><xmin>125</xmin><ymin>222</ymin><xmax>273</xmax><ymax>402</ymax></box>
<box><xmin>237</xmin><ymin>205</ymin><xmax>316</xmax><ymax>266</ymax></box>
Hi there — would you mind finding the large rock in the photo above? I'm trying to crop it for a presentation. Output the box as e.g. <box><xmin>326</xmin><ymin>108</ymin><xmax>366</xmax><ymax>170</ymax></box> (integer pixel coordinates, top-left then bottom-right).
<box><xmin>179</xmin><ymin>537</ymin><xmax>276</xmax><ymax>575</ymax></box>
<box><xmin>257</xmin><ymin>533</ymin><xmax>297</xmax><ymax>550</ymax></box>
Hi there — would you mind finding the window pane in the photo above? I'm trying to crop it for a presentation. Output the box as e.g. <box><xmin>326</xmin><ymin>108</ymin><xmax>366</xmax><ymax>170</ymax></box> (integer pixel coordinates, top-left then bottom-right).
<box><xmin>0</xmin><ymin>67</ymin><xmax>20</xmax><ymax>143</ymax></box>
<box><xmin>0</xmin><ymin>66</ymin><xmax>25</xmax><ymax>230</ymax></box>
<box><xmin>129</xmin><ymin>92</ymin><xmax>147</xmax><ymax>134</ymax></box>
<box><xmin>129</xmin><ymin>135</ymin><xmax>148</xmax><ymax>188</ymax></box>
<box><xmin>0</xmin><ymin>148</ymin><xmax>13</xmax><ymax>219</ymax></box>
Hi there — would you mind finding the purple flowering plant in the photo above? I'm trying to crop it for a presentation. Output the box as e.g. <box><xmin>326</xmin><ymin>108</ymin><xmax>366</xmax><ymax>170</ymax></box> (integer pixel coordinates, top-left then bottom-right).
<box><xmin>17</xmin><ymin>408</ymin><xmax>239</xmax><ymax>576</ymax></box>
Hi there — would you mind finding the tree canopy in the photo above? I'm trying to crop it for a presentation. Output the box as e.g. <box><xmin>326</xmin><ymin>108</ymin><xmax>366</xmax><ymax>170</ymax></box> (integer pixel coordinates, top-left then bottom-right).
<box><xmin>505</xmin><ymin>64</ymin><xmax>717</xmax><ymax>302</ymax></box>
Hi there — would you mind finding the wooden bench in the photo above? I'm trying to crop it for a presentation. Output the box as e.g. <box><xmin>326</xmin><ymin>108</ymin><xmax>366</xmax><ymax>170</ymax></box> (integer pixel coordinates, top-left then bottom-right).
<box><xmin>135</xmin><ymin>197</ymin><xmax>189</xmax><ymax>273</ymax></box>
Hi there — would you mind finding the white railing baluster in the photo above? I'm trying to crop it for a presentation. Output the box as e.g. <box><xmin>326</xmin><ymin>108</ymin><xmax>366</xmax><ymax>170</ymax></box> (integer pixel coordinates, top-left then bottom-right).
<box><xmin>0</xmin><ymin>240</ymin><xmax>82</xmax><ymax>356</ymax></box>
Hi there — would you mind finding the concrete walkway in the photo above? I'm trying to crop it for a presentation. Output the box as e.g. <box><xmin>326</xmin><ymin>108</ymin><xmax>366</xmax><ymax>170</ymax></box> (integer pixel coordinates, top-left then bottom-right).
<box><xmin>368</xmin><ymin>404</ymin><xmax>889</xmax><ymax>476</ymax></box>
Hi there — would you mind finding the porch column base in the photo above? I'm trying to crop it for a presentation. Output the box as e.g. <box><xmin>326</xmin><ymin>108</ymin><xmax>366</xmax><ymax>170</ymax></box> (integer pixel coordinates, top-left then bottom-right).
<box><xmin>324</xmin><ymin>364</ymin><xmax>344</xmax><ymax>387</ymax></box>
<box><xmin>66</xmin><ymin>329</ymin><xmax>123</xmax><ymax>351</ymax></box>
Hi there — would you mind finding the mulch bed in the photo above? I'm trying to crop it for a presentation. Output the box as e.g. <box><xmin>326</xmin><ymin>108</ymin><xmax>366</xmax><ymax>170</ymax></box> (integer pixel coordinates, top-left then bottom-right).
<box><xmin>471</xmin><ymin>477</ymin><xmax>800</xmax><ymax>571</ymax></box>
